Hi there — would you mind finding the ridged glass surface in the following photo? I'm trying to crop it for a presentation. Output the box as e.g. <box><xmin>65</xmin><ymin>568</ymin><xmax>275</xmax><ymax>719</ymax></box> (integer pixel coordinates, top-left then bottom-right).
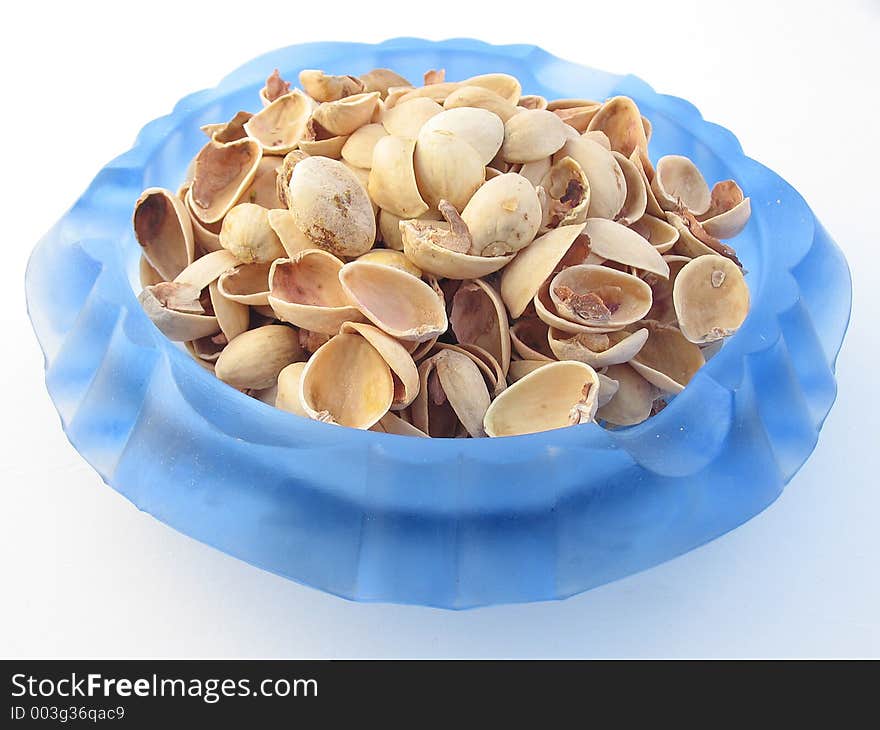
<box><xmin>25</xmin><ymin>38</ymin><xmax>852</xmax><ymax>608</ymax></box>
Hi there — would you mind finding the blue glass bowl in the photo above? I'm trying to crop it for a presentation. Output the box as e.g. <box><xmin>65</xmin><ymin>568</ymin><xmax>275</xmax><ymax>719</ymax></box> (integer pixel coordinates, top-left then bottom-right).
<box><xmin>25</xmin><ymin>38</ymin><xmax>851</xmax><ymax>608</ymax></box>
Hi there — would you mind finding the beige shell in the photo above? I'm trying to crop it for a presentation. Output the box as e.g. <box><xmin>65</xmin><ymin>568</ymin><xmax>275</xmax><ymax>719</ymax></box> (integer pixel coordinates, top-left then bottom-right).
<box><xmin>629</xmin><ymin>148</ymin><xmax>664</xmax><ymax>218</ymax></box>
<box><xmin>260</xmin><ymin>69</ymin><xmax>292</xmax><ymax>106</ymax></box>
<box><xmin>518</xmin><ymin>157</ymin><xmax>552</xmax><ymax>187</ymax></box>
<box><xmin>267</xmin><ymin>209</ymin><xmax>319</xmax><ymax>258</ymax></box>
<box><xmin>287</xmin><ymin>156</ymin><xmax>376</xmax><ymax>257</ymax></box>
<box><xmin>413</xmin><ymin>129</ymin><xmax>485</xmax><ymax>211</ymax></box>
<box><xmin>339</xmin><ymin>260</ymin><xmax>448</xmax><ymax>342</ymax></box>
<box><xmin>380</xmin><ymin>97</ymin><xmax>443</xmax><ymax>137</ymax></box>
<box><xmin>412</xmin><ymin>349</ymin><xmax>491</xmax><ymax>438</ymax></box>
<box><xmin>651</xmin><ymin>155</ymin><xmax>711</xmax><ymax>215</ymax></box>
<box><xmin>298</xmin><ymin>69</ymin><xmax>364</xmax><ymax>102</ymax></box>
<box><xmin>672</xmin><ymin>255</ymin><xmax>749</xmax><ymax>343</ymax></box>
<box><xmin>547</xmin><ymin>264</ymin><xmax>653</xmax><ymax>331</ymax></box>
<box><xmin>217</xmin><ymin>262</ymin><xmax>272</xmax><ymax>306</ymax></box>
<box><xmin>394</xmin><ymin>82</ymin><xmax>461</xmax><ymax>107</ymax></box>
<box><xmin>208</xmin><ymin>279</ymin><xmax>249</xmax><ymax>343</ymax></box>
<box><xmin>274</xmin><ymin>150</ymin><xmax>308</xmax><ymax>208</ymax></box>
<box><xmin>499</xmin><ymin>223</ymin><xmax>586</xmax><ymax>318</ymax></box>
<box><xmin>133</xmin><ymin>188</ymin><xmax>196</xmax><ymax>280</ymax></box>
<box><xmin>173</xmin><ymin>249</ymin><xmax>238</xmax><ymax>291</ymax></box>
<box><xmin>356</xmin><ymin>248</ymin><xmax>421</xmax><ymax>278</ymax></box>
<box><xmin>580</xmin><ymin>218</ymin><xmax>669</xmax><ymax>277</ymax></box>
<box><xmin>538</xmin><ymin>156</ymin><xmax>591</xmax><ymax>232</ymax></box>
<box><xmin>139</xmin><ymin>255</ymin><xmax>163</xmax><ymax>288</ymax></box>
<box><xmin>596</xmin><ymin>363</ymin><xmax>656</xmax><ymax>426</ymax></box>
<box><xmin>297</xmin><ymin>124</ymin><xmax>349</xmax><ymax>159</ymax></box>
<box><xmin>371</xmin><ymin>411</ymin><xmax>429</xmax><ymax>437</ymax></box>
<box><xmin>239</xmin><ymin>155</ymin><xmax>284</xmax><ymax>209</ymax></box>
<box><xmin>311</xmin><ymin>92</ymin><xmax>381</xmax><ymax>137</ymax></box>
<box><xmin>518</xmin><ymin>94</ymin><xmax>548</xmax><ymax>110</ymax></box>
<box><xmin>462</xmin><ymin>73</ymin><xmax>521</xmax><ymax>104</ymax></box>
<box><xmin>443</xmin><ymin>85</ymin><xmax>519</xmax><ymax>123</ymax></box>
<box><xmin>340</xmin><ymin>321</ymin><xmax>419</xmax><ymax>410</ymax></box>
<box><xmin>450</xmin><ymin>279</ymin><xmax>511</xmax><ymax>375</ymax></box>
<box><xmin>510</xmin><ymin>317</ymin><xmax>555</xmax><ymax>361</ymax></box>
<box><xmin>644</xmin><ymin>255</ymin><xmax>692</xmax><ymax>324</ymax></box>
<box><xmin>583</xmin><ymin>130</ymin><xmax>611</xmax><ymax>150</ymax></box>
<box><xmin>554</xmin><ymin>104</ymin><xmax>602</xmax><ymax>133</ymax></box>
<box><xmin>139</xmin><ymin>282</ymin><xmax>219</xmax><ymax>341</ymax></box>
<box><xmin>628</xmin><ymin>214</ymin><xmax>680</xmax><ymax>254</ymax></box>
<box><xmin>188</xmin><ymin>138</ymin><xmax>262</xmax><ymax>225</ymax></box>
<box><xmin>368</xmin><ymin>135</ymin><xmax>429</xmax><ymax>218</ymax></box>
<box><xmin>214</xmin><ymin>325</ymin><xmax>302</xmax><ymax>390</ymax></box>
<box><xmin>268</xmin><ymin>250</ymin><xmax>363</xmax><ymax>335</ymax></box>
<box><xmin>629</xmin><ymin>321</ymin><xmax>705</xmax><ymax>394</ymax></box>
<box><xmin>483</xmin><ymin>361</ymin><xmax>601</xmax><ymax>437</ymax></box>
<box><xmin>244</xmin><ymin>90</ymin><xmax>312</xmax><ymax>154</ymax></box>
<box><xmin>450</xmin><ymin>343</ymin><xmax>507</xmax><ymax>397</ymax></box>
<box><xmin>184</xmin><ymin>193</ymin><xmax>223</xmax><ymax>253</ymax></box>
<box><xmin>275</xmin><ymin>361</ymin><xmax>309</xmax><ymax>417</ymax></box>
<box><xmin>548</xmin><ymin>327</ymin><xmax>649</xmax><ymax>368</ymax></box>
<box><xmin>460</xmin><ymin>173</ymin><xmax>542</xmax><ymax>256</ymax></box>
<box><xmin>299</xmin><ymin>333</ymin><xmax>393</xmax><ymax>429</ymax></box>
<box><xmin>666</xmin><ymin>209</ymin><xmax>743</xmax><ymax>266</ymax></box>
<box><xmin>340</xmin><ymin>123</ymin><xmax>388</xmax><ymax>168</ymax></box>
<box><xmin>586</xmin><ymin>96</ymin><xmax>650</xmax><ymax>166</ymax></box>
<box><xmin>218</xmin><ymin>203</ymin><xmax>286</xmax><ymax>263</ymax></box>
<box><xmin>611</xmin><ymin>151</ymin><xmax>647</xmax><ymax>226</ymax></box>
<box><xmin>420</xmin><ymin>107</ymin><xmax>504</xmax><ymax>165</ymax></box>
<box><xmin>359</xmin><ymin>68</ymin><xmax>412</xmax><ymax>99</ymax></box>
<box><xmin>201</xmin><ymin>111</ymin><xmax>252</xmax><ymax>144</ymax></box>
<box><xmin>507</xmin><ymin>359</ymin><xmax>548</xmax><ymax>383</ymax></box>
<box><xmin>597</xmin><ymin>373</ymin><xmax>620</xmax><ymax>407</ymax></box>
<box><xmin>499</xmin><ymin>109</ymin><xmax>569</xmax><ymax>163</ymax></box>
<box><xmin>699</xmin><ymin>180</ymin><xmax>751</xmax><ymax>239</ymax></box>
<box><xmin>556</xmin><ymin>136</ymin><xmax>626</xmax><ymax>220</ymax></box>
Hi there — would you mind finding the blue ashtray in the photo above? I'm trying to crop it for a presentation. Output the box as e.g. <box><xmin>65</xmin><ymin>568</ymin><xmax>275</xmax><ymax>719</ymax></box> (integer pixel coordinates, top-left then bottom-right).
<box><xmin>25</xmin><ymin>38</ymin><xmax>851</xmax><ymax>608</ymax></box>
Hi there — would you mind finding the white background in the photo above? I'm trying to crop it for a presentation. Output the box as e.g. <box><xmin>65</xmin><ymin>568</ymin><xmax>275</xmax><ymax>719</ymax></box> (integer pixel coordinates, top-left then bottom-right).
<box><xmin>2</xmin><ymin>0</ymin><xmax>878</xmax><ymax>658</ymax></box>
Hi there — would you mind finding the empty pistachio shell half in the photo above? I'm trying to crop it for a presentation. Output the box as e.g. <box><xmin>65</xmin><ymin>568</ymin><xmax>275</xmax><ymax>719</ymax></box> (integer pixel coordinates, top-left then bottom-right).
<box><xmin>538</xmin><ymin>156</ymin><xmax>591</xmax><ymax>232</ymax></box>
<box><xmin>299</xmin><ymin>332</ymin><xmax>393</xmax><ymax>429</ymax></box>
<box><xmin>586</xmin><ymin>96</ymin><xmax>650</xmax><ymax>166</ymax></box>
<box><xmin>218</xmin><ymin>203</ymin><xmax>285</xmax><ymax>263</ymax></box>
<box><xmin>215</xmin><ymin>325</ymin><xmax>302</xmax><ymax>390</ymax></box>
<box><xmin>548</xmin><ymin>264</ymin><xmax>653</xmax><ymax>331</ymax></box>
<box><xmin>359</xmin><ymin>68</ymin><xmax>412</xmax><ymax>99</ymax></box>
<box><xmin>461</xmin><ymin>73</ymin><xmax>521</xmax><ymax>104</ymax></box>
<box><xmin>217</xmin><ymin>262</ymin><xmax>271</xmax><ymax>306</ymax></box>
<box><xmin>368</xmin><ymin>135</ymin><xmax>429</xmax><ymax>219</ymax></box>
<box><xmin>311</xmin><ymin>92</ymin><xmax>380</xmax><ymax>137</ymax></box>
<box><xmin>173</xmin><ymin>249</ymin><xmax>238</xmax><ymax>291</ymax></box>
<box><xmin>507</xmin><ymin>359</ymin><xmax>548</xmax><ymax>383</ymax></box>
<box><xmin>652</xmin><ymin>155</ymin><xmax>711</xmax><ymax>215</ymax></box>
<box><xmin>628</xmin><ymin>214</ymin><xmax>680</xmax><ymax>254</ymax></box>
<box><xmin>371</xmin><ymin>411</ymin><xmax>429</xmax><ymax>437</ymax></box>
<box><xmin>510</xmin><ymin>317</ymin><xmax>555</xmax><ymax>361</ymax></box>
<box><xmin>450</xmin><ymin>278</ymin><xmax>511</xmax><ymax>376</ymax></box>
<box><xmin>287</xmin><ymin>156</ymin><xmax>376</xmax><ymax>257</ymax></box>
<box><xmin>275</xmin><ymin>361</ymin><xmax>309</xmax><ymax>417</ymax></box>
<box><xmin>340</xmin><ymin>122</ymin><xmax>388</xmax><ymax>168</ymax></box>
<box><xmin>381</xmin><ymin>97</ymin><xmax>443</xmax><ymax>137</ymax></box>
<box><xmin>596</xmin><ymin>363</ymin><xmax>656</xmax><ymax>426</ymax></box>
<box><xmin>500</xmin><ymin>109</ymin><xmax>569</xmax><ymax>163</ymax></box>
<box><xmin>208</xmin><ymin>279</ymin><xmax>249</xmax><ymax>343</ymax></box>
<box><xmin>356</xmin><ymin>248</ymin><xmax>422</xmax><ymax>278</ymax></box>
<box><xmin>243</xmin><ymin>89</ymin><xmax>312</xmax><ymax>154</ymax></box>
<box><xmin>483</xmin><ymin>361</ymin><xmax>600</xmax><ymax>437</ymax></box>
<box><xmin>630</xmin><ymin>320</ymin><xmax>705</xmax><ymax>394</ymax></box>
<box><xmin>133</xmin><ymin>187</ymin><xmax>196</xmax><ymax>281</ymax></box>
<box><xmin>339</xmin><ymin>260</ymin><xmax>448</xmax><ymax>342</ymax></box>
<box><xmin>188</xmin><ymin>137</ymin><xmax>262</xmax><ymax>225</ymax></box>
<box><xmin>443</xmin><ymin>85</ymin><xmax>519</xmax><ymax>123</ymax></box>
<box><xmin>139</xmin><ymin>282</ymin><xmax>220</xmax><ymax>342</ymax></box>
<box><xmin>413</xmin><ymin>128</ymin><xmax>485</xmax><ymax>211</ymax></box>
<box><xmin>201</xmin><ymin>111</ymin><xmax>252</xmax><ymax>144</ymax></box>
<box><xmin>548</xmin><ymin>327</ymin><xmax>649</xmax><ymax>368</ymax></box>
<box><xmin>412</xmin><ymin>349</ymin><xmax>491</xmax><ymax>438</ymax></box>
<box><xmin>260</xmin><ymin>69</ymin><xmax>292</xmax><ymax>105</ymax></box>
<box><xmin>611</xmin><ymin>151</ymin><xmax>648</xmax><ymax>226</ymax></box>
<box><xmin>461</xmin><ymin>173</ymin><xmax>542</xmax><ymax>256</ymax></box>
<box><xmin>672</xmin><ymin>255</ymin><xmax>749</xmax><ymax>343</ymax></box>
<box><xmin>698</xmin><ymin>180</ymin><xmax>752</xmax><ymax>239</ymax></box>
<box><xmin>420</xmin><ymin>107</ymin><xmax>504</xmax><ymax>165</ymax></box>
<box><xmin>581</xmin><ymin>218</ymin><xmax>669</xmax><ymax>277</ymax></box>
<box><xmin>299</xmin><ymin>69</ymin><xmax>364</xmax><ymax>102</ymax></box>
<box><xmin>556</xmin><ymin>136</ymin><xmax>626</xmax><ymax>220</ymax></box>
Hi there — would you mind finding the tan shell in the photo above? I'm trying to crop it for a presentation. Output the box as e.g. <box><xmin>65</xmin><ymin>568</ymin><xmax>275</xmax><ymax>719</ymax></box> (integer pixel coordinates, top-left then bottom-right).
<box><xmin>139</xmin><ymin>255</ymin><xmax>163</xmax><ymax>288</ymax></box>
<box><xmin>538</xmin><ymin>156</ymin><xmax>591</xmax><ymax>232</ymax></box>
<box><xmin>214</xmin><ymin>325</ymin><xmax>301</xmax><ymax>390</ymax></box>
<box><xmin>359</xmin><ymin>68</ymin><xmax>412</xmax><ymax>99</ymax></box>
<box><xmin>287</xmin><ymin>156</ymin><xmax>376</xmax><ymax>257</ymax></box>
<box><xmin>340</xmin><ymin>322</ymin><xmax>419</xmax><ymax>410</ymax></box>
<box><xmin>217</xmin><ymin>262</ymin><xmax>272</xmax><ymax>306</ymax></box>
<box><xmin>547</xmin><ymin>264</ymin><xmax>653</xmax><ymax>331</ymax></box>
<box><xmin>597</xmin><ymin>373</ymin><xmax>620</xmax><ymax>407</ymax></box>
<box><xmin>188</xmin><ymin>138</ymin><xmax>262</xmax><ymax>225</ymax></box>
<box><xmin>518</xmin><ymin>94</ymin><xmax>548</xmax><ymax>110</ymax></box>
<box><xmin>133</xmin><ymin>188</ymin><xmax>196</xmax><ymax>280</ymax></box>
<box><xmin>185</xmin><ymin>194</ymin><xmax>223</xmax><ymax>253</ymax></box>
<box><xmin>651</xmin><ymin>155</ymin><xmax>711</xmax><ymax>215</ymax></box>
<box><xmin>699</xmin><ymin>180</ymin><xmax>751</xmax><ymax>239</ymax></box>
<box><xmin>368</xmin><ymin>135</ymin><xmax>429</xmax><ymax>218</ymax></box>
<box><xmin>244</xmin><ymin>90</ymin><xmax>312</xmax><ymax>154</ymax></box>
<box><xmin>394</xmin><ymin>82</ymin><xmax>461</xmax><ymax>106</ymax></box>
<box><xmin>448</xmin><ymin>343</ymin><xmax>507</xmax><ymax>397</ymax></box>
<box><xmin>420</xmin><ymin>107</ymin><xmax>504</xmax><ymax>165</ymax></box>
<box><xmin>268</xmin><ymin>250</ymin><xmax>363</xmax><ymax>335</ymax></box>
<box><xmin>380</xmin><ymin>97</ymin><xmax>443</xmax><ymax>137</ymax></box>
<box><xmin>412</xmin><ymin>349</ymin><xmax>491</xmax><ymax>438</ymax></box>
<box><xmin>173</xmin><ymin>249</ymin><xmax>238</xmax><ymax>290</ymax></box>
<box><xmin>139</xmin><ymin>282</ymin><xmax>219</xmax><ymax>341</ymax></box>
<box><xmin>611</xmin><ymin>151</ymin><xmax>647</xmax><ymax>226</ymax></box>
<box><xmin>371</xmin><ymin>412</ymin><xmax>428</xmax><ymax>437</ymax></box>
<box><xmin>583</xmin><ymin>130</ymin><xmax>611</xmax><ymax>150</ymax></box>
<box><xmin>499</xmin><ymin>109</ymin><xmax>569</xmax><ymax>163</ymax></box>
<box><xmin>298</xmin><ymin>70</ymin><xmax>364</xmax><ymax>102</ymax></box>
<box><xmin>547</xmin><ymin>98</ymin><xmax>601</xmax><ymax>112</ymax></box>
<box><xmin>297</xmin><ymin>125</ymin><xmax>349</xmax><ymax>159</ymax></box>
<box><xmin>356</xmin><ymin>249</ymin><xmax>422</xmax><ymax>278</ymax></box>
<box><xmin>630</xmin><ymin>321</ymin><xmax>705</xmax><ymax>394</ymax></box>
<box><xmin>413</xmin><ymin>129</ymin><xmax>485</xmax><ymax>211</ymax></box>
<box><xmin>499</xmin><ymin>223</ymin><xmax>586</xmax><ymax>318</ymax></box>
<box><xmin>483</xmin><ymin>361</ymin><xmax>601</xmax><ymax>437</ymax></box>
<box><xmin>218</xmin><ymin>203</ymin><xmax>285</xmax><ymax>263</ymax></box>
<box><xmin>238</xmin><ymin>155</ymin><xmax>284</xmax><ymax>209</ymax></box>
<box><xmin>311</xmin><ymin>92</ymin><xmax>381</xmax><ymax>137</ymax></box>
<box><xmin>509</xmin><ymin>318</ymin><xmax>554</xmax><ymax>361</ymax></box>
<box><xmin>259</xmin><ymin>69</ymin><xmax>292</xmax><ymax>106</ymax></box>
<box><xmin>275</xmin><ymin>361</ymin><xmax>309</xmax><ymax>417</ymax></box>
<box><xmin>518</xmin><ymin>157</ymin><xmax>552</xmax><ymax>187</ymax></box>
<box><xmin>267</xmin><ymin>209</ymin><xmax>319</xmax><ymax>258</ymax></box>
<box><xmin>548</xmin><ymin>327</ymin><xmax>649</xmax><ymax>368</ymax></box>
<box><xmin>628</xmin><ymin>214</ymin><xmax>680</xmax><ymax>254</ymax></box>
<box><xmin>299</xmin><ymin>333</ymin><xmax>393</xmax><ymax>429</ymax></box>
<box><xmin>462</xmin><ymin>73</ymin><xmax>521</xmax><ymax>104</ymax></box>
<box><xmin>340</xmin><ymin>123</ymin><xmax>388</xmax><ymax>169</ymax></box>
<box><xmin>596</xmin><ymin>363</ymin><xmax>656</xmax><ymax>426</ymax></box>
<box><xmin>553</xmin><ymin>104</ymin><xmax>602</xmax><ymax>133</ymax></box>
<box><xmin>443</xmin><ymin>85</ymin><xmax>519</xmax><ymax>123</ymax></box>
<box><xmin>450</xmin><ymin>279</ymin><xmax>511</xmax><ymax>375</ymax></box>
<box><xmin>208</xmin><ymin>279</ymin><xmax>249</xmax><ymax>342</ymax></box>
<box><xmin>644</xmin><ymin>255</ymin><xmax>692</xmax><ymax>324</ymax></box>
<box><xmin>629</xmin><ymin>148</ymin><xmax>664</xmax><ymax>217</ymax></box>
<box><xmin>201</xmin><ymin>111</ymin><xmax>252</xmax><ymax>143</ymax></box>
<box><xmin>672</xmin><ymin>255</ymin><xmax>749</xmax><ymax>343</ymax></box>
<box><xmin>666</xmin><ymin>209</ymin><xmax>742</xmax><ymax>266</ymax></box>
<box><xmin>461</xmin><ymin>173</ymin><xmax>542</xmax><ymax>256</ymax></box>
<box><xmin>339</xmin><ymin>260</ymin><xmax>448</xmax><ymax>342</ymax></box>
<box><xmin>581</xmin><ymin>218</ymin><xmax>669</xmax><ymax>276</ymax></box>
<box><xmin>586</xmin><ymin>96</ymin><xmax>650</xmax><ymax>167</ymax></box>
<box><xmin>507</xmin><ymin>359</ymin><xmax>548</xmax><ymax>383</ymax></box>
<box><xmin>556</xmin><ymin>136</ymin><xmax>626</xmax><ymax>220</ymax></box>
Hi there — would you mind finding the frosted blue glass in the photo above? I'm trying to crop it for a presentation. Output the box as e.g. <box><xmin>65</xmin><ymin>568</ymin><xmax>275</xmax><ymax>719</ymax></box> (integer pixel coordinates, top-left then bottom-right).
<box><xmin>25</xmin><ymin>39</ymin><xmax>851</xmax><ymax>608</ymax></box>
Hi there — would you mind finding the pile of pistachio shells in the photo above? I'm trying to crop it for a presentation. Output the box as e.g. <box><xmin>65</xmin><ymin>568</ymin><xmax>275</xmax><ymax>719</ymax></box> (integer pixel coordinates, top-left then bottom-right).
<box><xmin>135</xmin><ymin>66</ymin><xmax>751</xmax><ymax>437</ymax></box>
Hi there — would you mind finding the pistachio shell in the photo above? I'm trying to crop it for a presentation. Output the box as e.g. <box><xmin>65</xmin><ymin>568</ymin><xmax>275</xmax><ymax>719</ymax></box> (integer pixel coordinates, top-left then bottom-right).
<box><xmin>380</xmin><ymin>97</ymin><xmax>444</xmax><ymax>137</ymax></box>
<box><xmin>597</xmin><ymin>373</ymin><xmax>620</xmax><ymax>407</ymax></box>
<box><xmin>580</xmin><ymin>218</ymin><xmax>669</xmax><ymax>276</ymax></box>
<box><xmin>420</xmin><ymin>107</ymin><xmax>504</xmax><ymax>165</ymax></box>
<box><xmin>287</xmin><ymin>156</ymin><xmax>376</xmax><ymax>257</ymax></box>
<box><xmin>555</xmin><ymin>136</ymin><xmax>626</xmax><ymax>220</ymax></box>
<box><xmin>628</xmin><ymin>215</ymin><xmax>680</xmax><ymax>254</ymax></box>
<box><xmin>299</xmin><ymin>333</ymin><xmax>393</xmax><ymax>429</ymax></box>
<box><xmin>699</xmin><ymin>180</ymin><xmax>751</xmax><ymax>239</ymax></box>
<box><xmin>672</xmin><ymin>255</ymin><xmax>749</xmax><ymax>343</ymax></box>
<box><xmin>611</xmin><ymin>151</ymin><xmax>647</xmax><ymax>226</ymax></box>
<box><xmin>443</xmin><ymin>85</ymin><xmax>519</xmax><ymax>123</ymax></box>
<box><xmin>275</xmin><ymin>150</ymin><xmax>308</xmax><ymax>208</ymax></box>
<box><xmin>518</xmin><ymin>157</ymin><xmax>552</xmax><ymax>187</ymax></box>
<box><xmin>462</xmin><ymin>73</ymin><xmax>521</xmax><ymax>104</ymax></box>
<box><xmin>507</xmin><ymin>359</ymin><xmax>548</xmax><ymax>382</ymax></box>
<box><xmin>548</xmin><ymin>327</ymin><xmax>648</xmax><ymax>368</ymax></box>
<box><xmin>586</xmin><ymin>96</ymin><xmax>650</xmax><ymax>166</ymax></box>
<box><xmin>201</xmin><ymin>111</ymin><xmax>252</xmax><ymax>143</ymax></box>
<box><xmin>554</xmin><ymin>104</ymin><xmax>602</xmax><ymax>133</ymax></box>
<box><xmin>298</xmin><ymin>69</ymin><xmax>364</xmax><ymax>102</ymax></box>
<box><xmin>394</xmin><ymin>82</ymin><xmax>461</xmax><ymax>106</ymax></box>
<box><xmin>213</xmin><ymin>325</ymin><xmax>301</xmax><ymax>390</ymax></box>
<box><xmin>188</xmin><ymin>138</ymin><xmax>262</xmax><ymax>225</ymax></box>
<box><xmin>630</xmin><ymin>321</ymin><xmax>705</xmax><ymax>394</ymax></box>
<box><xmin>450</xmin><ymin>279</ymin><xmax>511</xmax><ymax>375</ymax></box>
<box><xmin>652</xmin><ymin>155</ymin><xmax>711</xmax><ymax>215</ymax></box>
<box><xmin>311</xmin><ymin>91</ymin><xmax>380</xmax><ymax>137</ymax></box>
<box><xmin>483</xmin><ymin>361</ymin><xmax>600</xmax><ymax>437</ymax></box>
<box><xmin>500</xmin><ymin>109</ymin><xmax>569</xmax><ymax>163</ymax></box>
<box><xmin>298</xmin><ymin>130</ymin><xmax>348</xmax><ymax>159</ymax></box>
<box><xmin>339</xmin><ymin>260</ymin><xmax>448</xmax><ymax>342</ymax></box>
<box><xmin>413</xmin><ymin>129</ymin><xmax>485</xmax><ymax>211</ymax></box>
<box><xmin>584</xmin><ymin>130</ymin><xmax>611</xmax><ymax>150</ymax></box>
<box><xmin>629</xmin><ymin>148</ymin><xmax>664</xmax><ymax>217</ymax></box>
<box><xmin>412</xmin><ymin>349</ymin><xmax>491</xmax><ymax>438</ymax></box>
<box><xmin>267</xmin><ymin>209</ymin><xmax>319</xmax><ymax>258</ymax></box>
<box><xmin>268</xmin><ymin>251</ymin><xmax>364</xmax><ymax>335</ymax></box>
<box><xmin>371</xmin><ymin>411</ymin><xmax>429</xmax><ymax>437</ymax></box>
<box><xmin>547</xmin><ymin>98</ymin><xmax>601</xmax><ymax>112</ymax></box>
<box><xmin>217</xmin><ymin>262</ymin><xmax>271</xmax><ymax>305</ymax></box>
<box><xmin>368</xmin><ymin>135</ymin><xmax>429</xmax><ymax>218</ymax></box>
<box><xmin>208</xmin><ymin>279</ymin><xmax>249</xmax><ymax>342</ymax></box>
<box><xmin>340</xmin><ymin>321</ymin><xmax>419</xmax><ymax>410</ymax></box>
<box><xmin>538</xmin><ymin>156</ymin><xmax>591</xmax><ymax>232</ymax></box>
<box><xmin>643</xmin><ymin>255</ymin><xmax>691</xmax><ymax>323</ymax></box>
<box><xmin>173</xmin><ymin>249</ymin><xmax>238</xmax><ymax>290</ymax></box>
<box><xmin>596</xmin><ymin>363</ymin><xmax>656</xmax><ymax>426</ymax></box>
<box><xmin>219</xmin><ymin>203</ymin><xmax>286</xmax><ymax>263</ymax></box>
<box><xmin>244</xmin><ymin>90</ymin><xmax>312</xmax><ymax>154</ymax></box>
<box><xmin>139</xmin><ymin>255</ymin><xmax>163</xmax><ymax>288</ymax></box>
<box><xmin>356</xmin><ymin>249</ymin><xmax>422</xmax><ymax>278</ymax></box>
<box><xmin>260</xmin><ymin>69</ymin><xmax>292</xmax><ymax>106</ymax></box>
<box><xmin>238</xmin><ymin>155</ymin><xmax>284</xmax><ymax>208</ymax></box>
<box><xmin>359</xmin><ymin>68</ymin><xmax>413</xmax><ymax>99</ymax></box>
<box><xmin>546</xmin><ymin>265</ymin><xmax>653</xmax><ymax>331</ymax></box>
<box><xmin>139</xmin><ymin>282</ymin><xmax>220</xmax><ymax>341</ymax></box>
<box><xmin>518</xmin><ymin>94</ymin><xmax>548</xmax><ymax>110</ymax></box>
<box><xmin>499</xmin><ymin>223</ymin><xmax>586</xmax><ymax>318</ymax></box>
<box><xmin>510</xmin><ymin>317</ymin><xmax>555</xmax><ymax>361</ymax></box>
<box><xmin>461</xmin><ymin>173</ymin><xmax>542</xmax><ymax>256</ymax></box>
<box><xmin>340</xmin><ymin>123</ymin><xmax>388</xmax><ymax>168</ymax></box>
<box><xmin>133</xmin><ymin>188</ymin><xmax>196</xmax><ymax>281</ymax></box>
<box><xmin>450</xmin><ymin>343</ymin><xmax>507</xmax><ymax>396</ymax></box>
<box><xmin>275</xmin><ymin>361</ymin><xmax>309</xmax><ymax>417</ymax></box>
